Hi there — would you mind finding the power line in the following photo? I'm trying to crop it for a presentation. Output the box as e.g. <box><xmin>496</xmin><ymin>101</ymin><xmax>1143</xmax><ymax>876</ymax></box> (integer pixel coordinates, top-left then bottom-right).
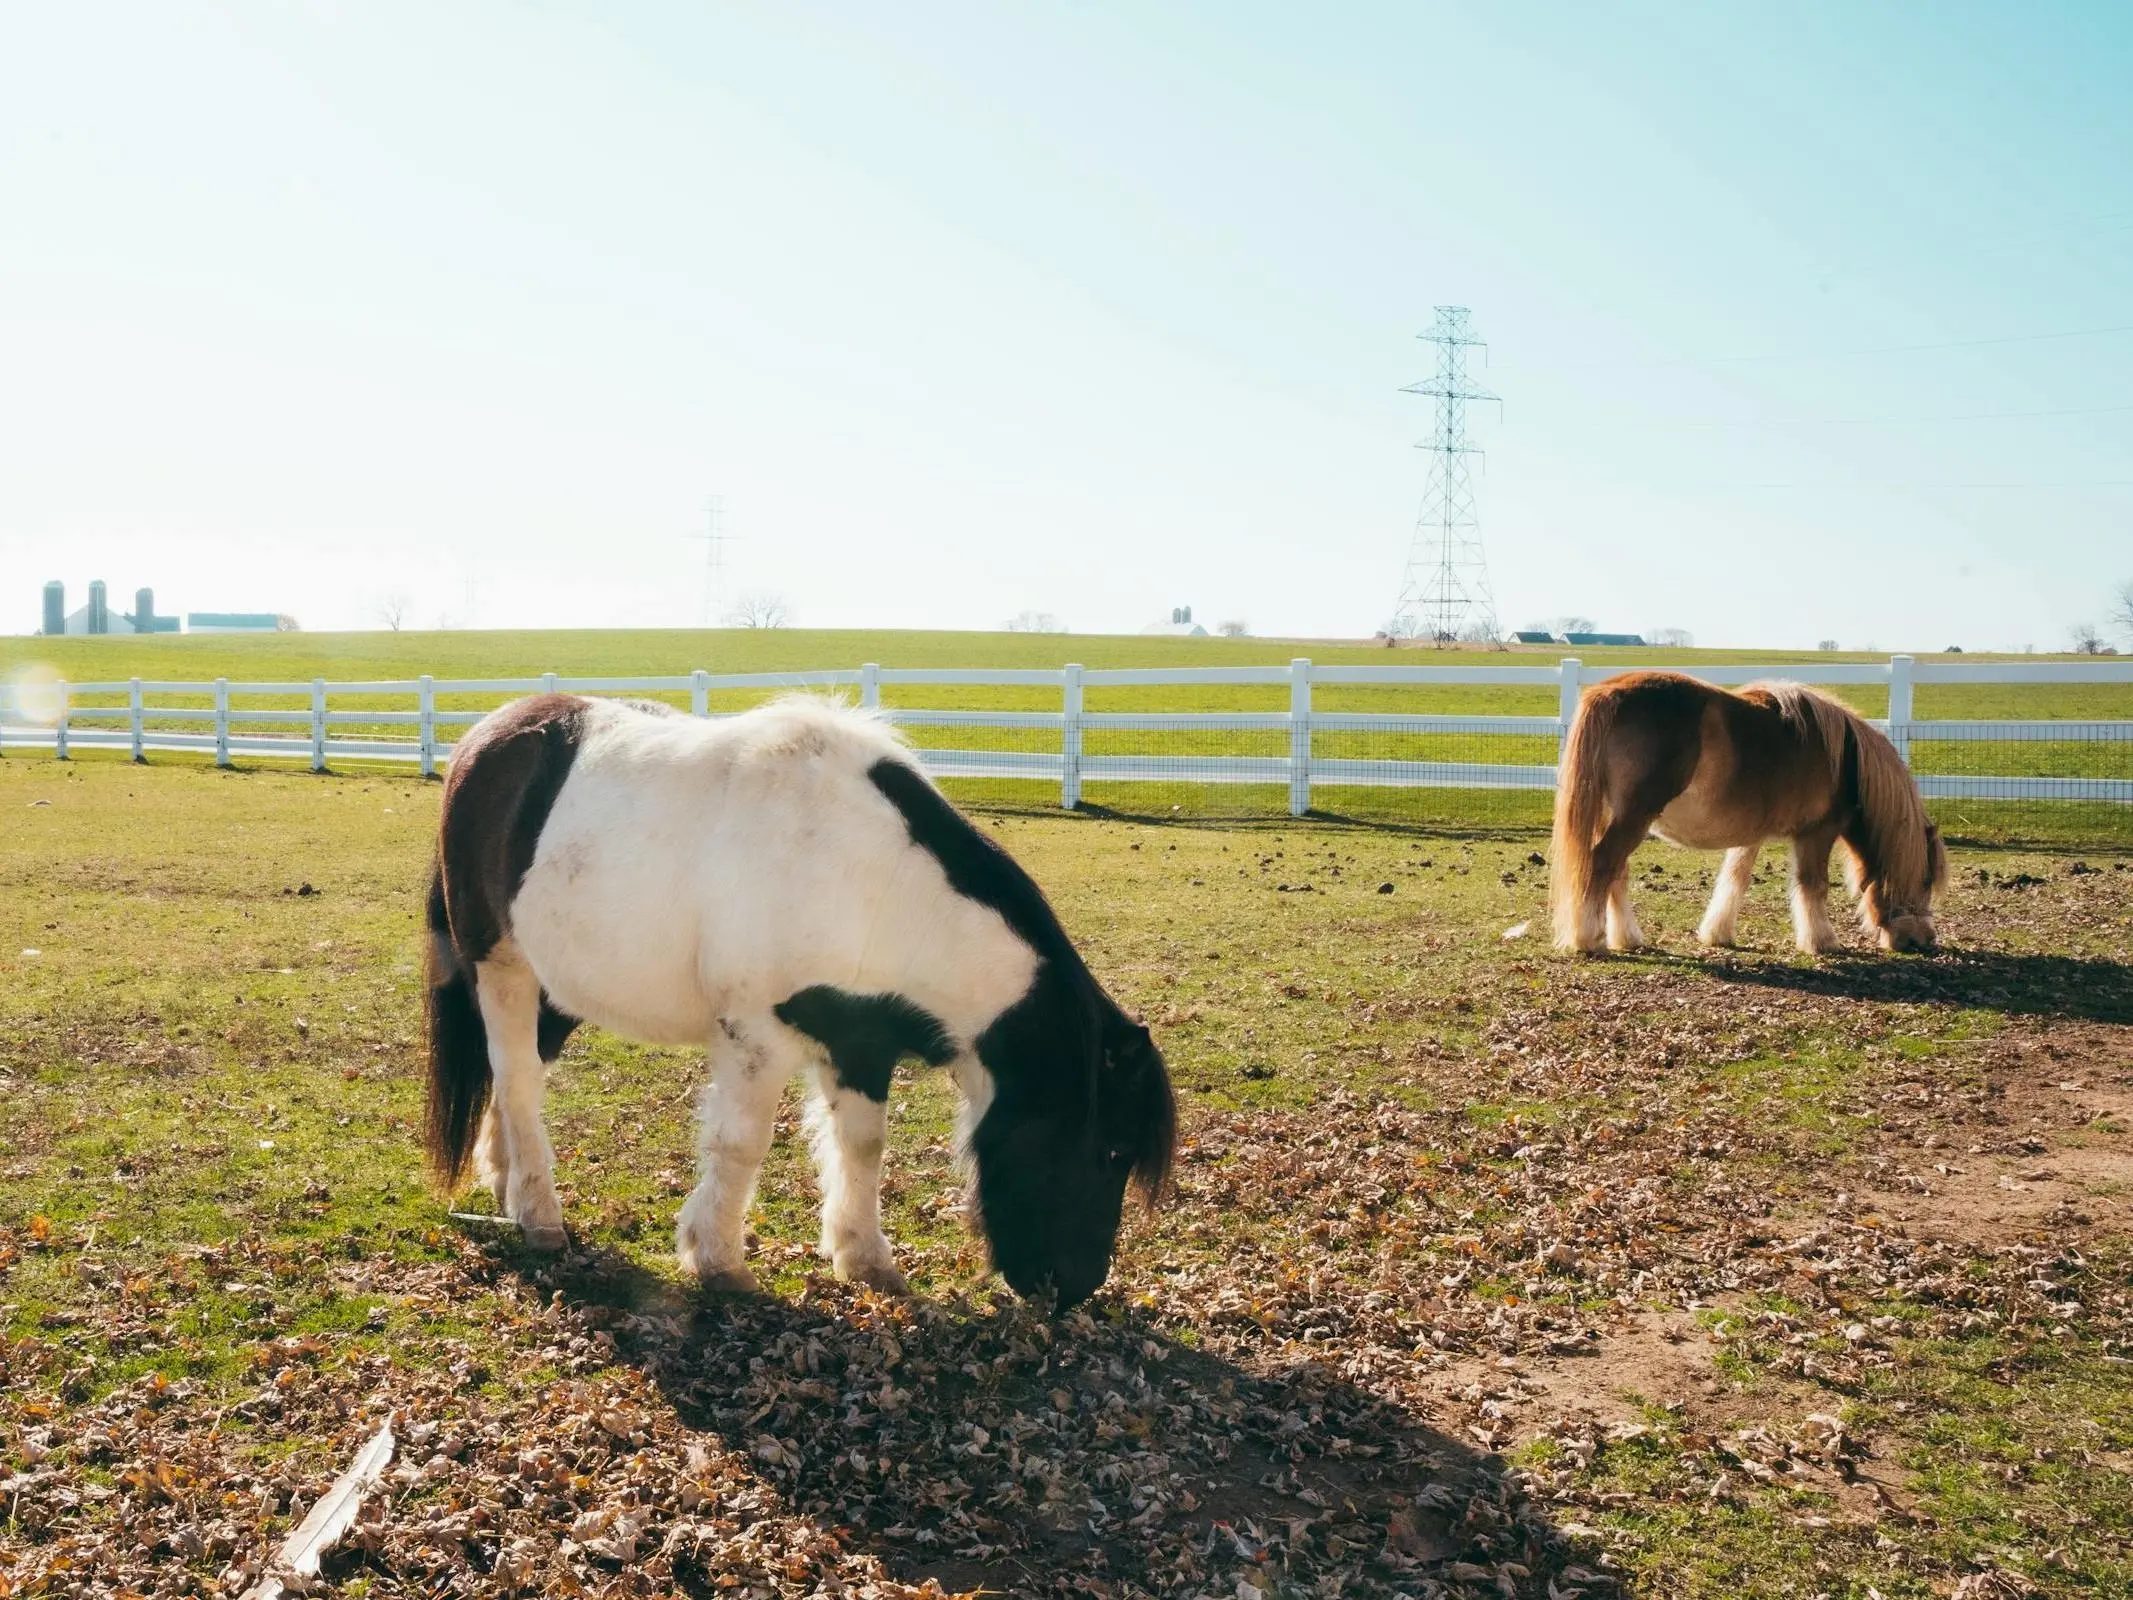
<box><xmin>1658</xmin><ymin>479</ymin><xmax>2133</xmax><ymax>491</ymax></box>
<box><xmin>1682</xmin><ymin>400</ymin><xmax>2133</xmax><ymax>428</ymax></box>
<box><xmin>1506</xmin><ymin>320</ymin><xmax>2133</xmax><ymax>373</ymax></box>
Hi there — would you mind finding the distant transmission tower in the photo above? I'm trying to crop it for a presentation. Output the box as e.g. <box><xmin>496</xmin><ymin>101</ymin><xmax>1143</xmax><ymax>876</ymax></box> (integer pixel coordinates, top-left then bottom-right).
<box><xmin>683</xmin><ymin>497</ymin><xmax>737</xmax><ymax>626</ymax></box>
<box><xmin>1391</xmin><ymin>306</ymin><xmax>1499</xmax><ymax>644</ymax></box>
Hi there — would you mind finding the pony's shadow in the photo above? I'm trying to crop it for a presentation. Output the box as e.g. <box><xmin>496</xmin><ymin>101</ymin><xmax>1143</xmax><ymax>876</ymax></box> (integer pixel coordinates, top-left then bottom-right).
<box><xmin>495</xmin><ymin>1246</ymin><xmax>1569</xmax><ymax>1597</ymax></box>
<box><xmin>1701</xmin><ymin>946</ymin><xmax>2133</xmax><ymax>1025</ymax></box>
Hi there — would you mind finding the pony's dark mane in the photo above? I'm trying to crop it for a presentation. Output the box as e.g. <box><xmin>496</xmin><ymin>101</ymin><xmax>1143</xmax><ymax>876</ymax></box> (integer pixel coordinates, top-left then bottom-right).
<box><xmin>865</xmin><ymin>755</ymin><xmax>1173</xmax><ymax>1198</ymax></box>
<box><xmin>864</xmin><ymin>757</ymin><xmax>1090</xmax><ymax>983</ymax></box>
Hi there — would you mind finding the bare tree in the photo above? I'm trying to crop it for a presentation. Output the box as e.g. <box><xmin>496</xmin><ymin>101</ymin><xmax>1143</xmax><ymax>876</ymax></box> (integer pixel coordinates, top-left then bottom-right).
<box><xmin>2070</xmin><ymin>620</ymin><xmax>2110</xmax><ymax>655</ymax></box>
<box><xmin>374</xmin><ymin>590</ymin><xmax>411</xmax><ymax>632</ymax></box>
<box><xmin>275</xmin><ymin>614</ymin><xmax>302</xmax><ymax>633</ymax></box>
<box><xmin>2113</xmin><ymin>578</ymin><xmax>2133</xmax><ymax>645</ymax></box>
<box><xmin>1553</xmin><ymin>615</ymin><xmax>1597</xmax><ymax>636</ymax></box>
<box><xmin>1216</xmin><ymin>619</ymin><xmax>1250</xmax><ymax>638</ymax></box>
<box><xmin>1817</xmin><ymin>639</ymin><xmax>1841</xmax><ymax>652</ymax></box>
<box><xmin>726</xmin><ymin>591</ymin><xmax>793</xmax><ymax>629</ymax></box>
<box><xmin>1648</xmin><ymin>626</ymin><xmax>1694</xmax><ymax>648</ymax></box>
<box><xmin>1005</xmin><ymin>610</ymin><xmax>1065</xmax><ymax>634</ymax></box>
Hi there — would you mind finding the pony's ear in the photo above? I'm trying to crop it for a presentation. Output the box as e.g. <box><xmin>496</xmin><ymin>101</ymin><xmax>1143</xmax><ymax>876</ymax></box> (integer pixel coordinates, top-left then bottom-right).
<box><xmin>1103</xmin><ymin>1012</ymin><xmax>1176</xmax><ymax>1204</ymax></box>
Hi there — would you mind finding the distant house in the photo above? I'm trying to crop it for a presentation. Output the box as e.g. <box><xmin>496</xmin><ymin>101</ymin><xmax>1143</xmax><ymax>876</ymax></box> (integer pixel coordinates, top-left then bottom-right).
<box><xmin>1562</xmin><ymin>631</ymin><xmax>1647</xmax><ymax>648</ymax></box>
<box><xmin>1142</xmin><ymin>604</ymin><xmax>1208</xmax><ymax>637</ymax></box>
<box><xmin>1512</xmin><ymin>630</ymin><xmax>1559</xmax><ymax>645</ymax></box>
<box><xmin>186</xmin><ymin>612</ymin><xmax>283</xmax><ymax>634</ymax></box>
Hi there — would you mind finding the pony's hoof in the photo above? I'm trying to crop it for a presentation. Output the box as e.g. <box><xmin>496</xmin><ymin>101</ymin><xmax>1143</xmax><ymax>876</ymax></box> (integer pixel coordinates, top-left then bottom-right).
<box><xmin>841</xmin><ymin>1260</ymin><xmax>910</xmax><ymax>1296</ymax></box>
<box><xmin>694</xmin><ymin>1264</ymin><xmax>762</xmax><ymax>1295</ymax></box>
<box><xmin>520</xmin><ymin>1223</ymin><xmax>569</xmax><ymax>1252</ymax></box>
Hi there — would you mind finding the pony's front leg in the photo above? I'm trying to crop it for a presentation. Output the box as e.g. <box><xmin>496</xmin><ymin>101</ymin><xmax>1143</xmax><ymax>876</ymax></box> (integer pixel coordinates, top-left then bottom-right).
<box><xmin>807</xmin><ymin>1073</ymin><xmax>906</xmax><ymax>1294</ymax></box>
<box><xmin>473</xmin><ymin>956</ymin><xmax>566</xmax><ymax>1249</ymax></box>
<box><xmin>1789</xmin><ymin>826</ymin><xmax>1842</xmax><ymax>954</ymax></box>
<box><xmin>1698</xmin><ymin>845</ymin><xmax>1759</xmax><ymax>947</ymax></box>
<box><xmin>676</xmin><ymin>1019</ymin><xmax>790</xmax><ymax>1293</ymax></box>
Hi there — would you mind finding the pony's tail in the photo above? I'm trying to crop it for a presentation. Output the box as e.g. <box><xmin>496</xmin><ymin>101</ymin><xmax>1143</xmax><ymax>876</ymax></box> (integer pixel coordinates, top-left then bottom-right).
<box><xmin>423</xmin><ymin>863</ymin><xmax>490</xmax><ymax>1193</ymax></box>
<box><xmin>1550</xmin><ymin>686</ymin><xmax>1617</xmax><ymax>949</ymax></box>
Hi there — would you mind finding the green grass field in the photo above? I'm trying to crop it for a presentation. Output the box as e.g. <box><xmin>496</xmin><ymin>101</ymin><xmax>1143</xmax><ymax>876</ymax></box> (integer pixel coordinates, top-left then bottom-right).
<box><xmin>10</xmin><ymin>626</ymin><xmax>2133</xmax><ymax>719</ymax></box>
<box><xmin>8</xmin><ymin>627</ymin><xmax>2130</xmax><ymax>847</ymax></box>
<box><xmin>1</xmin><ymin>748</ymin><xmax>2129</xmax><ymax>1597</ymax></box>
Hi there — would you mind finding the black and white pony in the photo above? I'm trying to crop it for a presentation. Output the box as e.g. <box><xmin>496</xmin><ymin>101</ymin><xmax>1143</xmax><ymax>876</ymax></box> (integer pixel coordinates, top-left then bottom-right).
<box><xmin>423</xmin><ymin>694</ymin><xmax>1176</xmax><ymax>1308</ymax></box>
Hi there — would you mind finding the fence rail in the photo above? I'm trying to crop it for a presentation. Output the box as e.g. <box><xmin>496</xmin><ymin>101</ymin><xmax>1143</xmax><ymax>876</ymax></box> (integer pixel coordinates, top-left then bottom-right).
<box><xmin>6</xmin><ymin>657</ymin><xmax>2132</xmax><ymax>830</ymax></box>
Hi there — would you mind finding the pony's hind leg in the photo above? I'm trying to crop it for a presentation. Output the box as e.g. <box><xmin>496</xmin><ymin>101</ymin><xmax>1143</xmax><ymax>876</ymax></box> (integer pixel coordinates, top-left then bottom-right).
<box><xmin>806</xmin><ymin>1071</ymin><xmax>906</xmax><ymax>1294</ymax></box>
<box><xmin>676</xmin><ymin>1017</ymin><xmax>792</xmax><ymax>1293</ymax></box>
<box><xmin>1789</xmin><ymin>825</ymin><xmax>1843</xmax><ymax>954</ymax></box>
<box><xmin>473</xmin><ymin>1105</ymin><xmax>508</xmax><ymax>1204</ymax></box>
<box><xmin>473</xmin><ymin>954</ymin><xmax>567</xmax><ymax>1249</ymax></box>
<box><xmin>1588</xmin><ymin>815</ymin><xmax>1651</xmax><ymax>954</ymax></box>
<box><xmin>1698</xmin><ymin>845</ymin><xmax>1759</xmax><ymax>947</ymax></box>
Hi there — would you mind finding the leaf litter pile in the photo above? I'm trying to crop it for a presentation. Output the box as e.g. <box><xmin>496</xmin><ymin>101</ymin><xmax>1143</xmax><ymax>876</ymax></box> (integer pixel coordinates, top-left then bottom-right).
<box><xmin>2</xmin><ymin>813</ymin><xmax>2130</xmax><ymax>1597</ymax></box>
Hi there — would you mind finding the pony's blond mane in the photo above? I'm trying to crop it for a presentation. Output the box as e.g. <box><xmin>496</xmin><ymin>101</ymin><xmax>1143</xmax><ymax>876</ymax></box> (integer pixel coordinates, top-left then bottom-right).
<box><xmin>1748</xmin><ymin>681</ymin><xmax>1943</xmax><ymax>920</ymax></box>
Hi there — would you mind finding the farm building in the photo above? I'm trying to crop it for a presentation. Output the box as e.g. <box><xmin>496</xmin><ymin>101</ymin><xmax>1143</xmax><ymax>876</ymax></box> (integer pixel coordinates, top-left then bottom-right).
<box><xmin>43</xmin><ymin>580</ymin><xmax>178</xmax><ymax>636</ymax></box>
<box><xmin>185</xmin><ymin>612</ymin><xmax>285</xmax><ymax>633</ymax></box>
<box><xmin>1512</xmin><ymin>630</ymin><xmax>1559</xmax><ymax>644</ymax></box>
<box><xmin>1142</xmin><ymin>605</ymin><xmax>1209</xmax><ymax>637</ymax></box>
<box><xmin>1562</xmin><ymin>630</ymin><xmax>1648</xmax><ymax>647</ymax></box>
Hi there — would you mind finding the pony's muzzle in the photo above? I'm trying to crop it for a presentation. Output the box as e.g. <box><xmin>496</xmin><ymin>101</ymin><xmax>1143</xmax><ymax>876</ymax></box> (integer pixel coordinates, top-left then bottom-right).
<box><xmin>1883</xmin><ymin>915</ymin><xmax>1938</xmax><ymax>954</ymax></box>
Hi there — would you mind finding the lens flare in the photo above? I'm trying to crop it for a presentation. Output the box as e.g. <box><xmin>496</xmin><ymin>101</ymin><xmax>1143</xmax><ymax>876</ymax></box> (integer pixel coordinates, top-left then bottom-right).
<box><xmin>5</xmin><ymin>663</ymin><xmax>67</xmax><ymax>729</ymax></box>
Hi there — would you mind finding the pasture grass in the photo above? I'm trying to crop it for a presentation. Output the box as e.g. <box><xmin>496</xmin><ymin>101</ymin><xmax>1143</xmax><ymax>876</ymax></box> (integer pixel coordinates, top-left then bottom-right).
<box><xmin>2</xmin><ymin>747</ymin><xmax>2130</xmax><ymax>1595</ymax></box>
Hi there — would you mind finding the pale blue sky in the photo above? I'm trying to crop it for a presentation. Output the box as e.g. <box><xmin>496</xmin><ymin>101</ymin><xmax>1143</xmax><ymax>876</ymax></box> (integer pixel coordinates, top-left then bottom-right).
<box><xmin>3</xmin><ymin>2</ymin><xmax>2129</xmax><ymax>647</ymax></box>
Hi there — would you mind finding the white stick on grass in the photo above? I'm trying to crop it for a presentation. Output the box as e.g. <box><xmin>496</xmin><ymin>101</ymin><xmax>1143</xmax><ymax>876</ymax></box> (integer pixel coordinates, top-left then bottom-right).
<box><xmin>243</xmin><ymin>1419</ymin><xmax>397</xmax><ymax>1600</ymax></box>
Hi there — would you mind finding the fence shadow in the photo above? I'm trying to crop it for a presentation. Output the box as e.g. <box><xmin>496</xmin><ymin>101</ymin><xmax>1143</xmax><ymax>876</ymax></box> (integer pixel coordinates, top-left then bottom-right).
<box><xmin>1064</xmin><ymin>800</ymin><xmax>1549</xmax><ymax>843</ymax></box>
<box><xmin>1702</xmin><ymin>947</ymin><xmax>2133</xmax><ymax>1024</ymax></box>
<box><xmin>498</xmin><ymin>1246</ymin><xmax>1577</xmax><ymax>1598</ymax></box>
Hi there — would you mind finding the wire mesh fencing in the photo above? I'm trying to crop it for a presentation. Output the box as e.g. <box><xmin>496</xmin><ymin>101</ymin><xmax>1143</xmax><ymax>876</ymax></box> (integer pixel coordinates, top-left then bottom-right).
<box><xmin>5</xmin><ymin>658</ymin><xmax>2130</xmax><ymax>848</ymax></box>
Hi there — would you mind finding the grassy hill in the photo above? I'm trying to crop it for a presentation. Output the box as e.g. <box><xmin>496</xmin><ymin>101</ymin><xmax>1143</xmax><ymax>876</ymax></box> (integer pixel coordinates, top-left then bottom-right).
<box><xmin>3</xmin><ymin>623</ymin><xmax>2111</xmax><ymax>680</ymax></box>
<box><xmin>6</xmin><ymin>626</ymin><xmax>2127</xmax><ymax>720</ymax></box>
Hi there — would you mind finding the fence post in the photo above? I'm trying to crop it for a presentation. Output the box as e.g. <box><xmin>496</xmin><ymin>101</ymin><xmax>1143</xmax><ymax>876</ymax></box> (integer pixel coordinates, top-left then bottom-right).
<box><xmin>542</xmin><ymin>671</ymin><xmax>559</xmax><ymax>697</ymax></box>
<box><xmin>54</xmin><ymin>680</ymin><xmax>70</xmax><ymax>761</ymax></box>
<box><xmin>1288</xmin><ymin>658</ymin><xmax>1312</xmax><ymax>817</ymax></box>
<box><xmin>310</xmin><ymin>678</ymin><xmax>327</xmax><ymax>771</ymax></box>
<box><xmin>129</xmin><ymin>678</ymin><xmax>144</xmax><ymax>762</ymax></box>
<box><xmin>1061</xmin><ymin>663</ymin><xmax>1085</xmax><ymax>811</ymax></box>
<box><xmin>418</xmin><ymin>675</ymin><xmax>437</xmax><ymax>778</ymax></box>
<box><xmin>690</xmin><ymin>669</ymin><xmax>709</xmax><ymax>717</ymax></box>
<box><xmin>860</xmin><ymin>662</ymin><xmax>881</xmax><ymax>710</ymax></box>
<box><xmin>213</xmin><ymin>678</ymin><xmax>230</xmax><ymax>767</ymax></box>
<box><xmin>1886</xmin><ymin>654</ymin><xmax>1914</xmax><ymax>764</ymax></box>
<box><xmin>1557</xmin><ymin>657</ymin><xmax>1584</xmax><ymax>767</ymax></box>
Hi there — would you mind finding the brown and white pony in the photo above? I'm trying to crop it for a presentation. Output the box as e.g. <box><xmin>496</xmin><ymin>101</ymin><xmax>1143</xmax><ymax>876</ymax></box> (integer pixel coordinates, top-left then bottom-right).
<box><xmin>1551</xmin><ymin>672</ymin><xmax>1947</xmax><ymax>956</ymax></box>
<box><xmin>424</xmin><ymin>695</ymin><xmax>1174</xmax><ymax>1309</ymax></box>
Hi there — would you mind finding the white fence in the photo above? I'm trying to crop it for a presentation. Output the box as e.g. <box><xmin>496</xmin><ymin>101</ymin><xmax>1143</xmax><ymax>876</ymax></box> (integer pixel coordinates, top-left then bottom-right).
<box><xmin>5</xmin><ymin>655</ymin><xmax>2132</xmax><ymax>816</ymax></box>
